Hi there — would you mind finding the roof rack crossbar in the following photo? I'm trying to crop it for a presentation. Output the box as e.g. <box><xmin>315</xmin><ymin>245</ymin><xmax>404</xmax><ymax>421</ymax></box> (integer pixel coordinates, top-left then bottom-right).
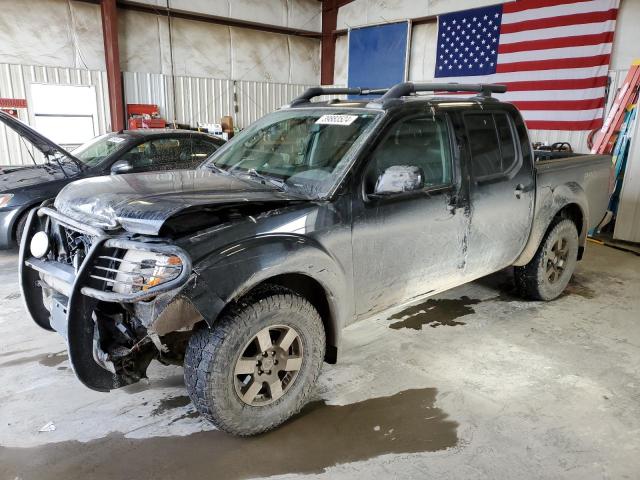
<box><xmin>375</xmin><ymin>82</ymin><xmax>507</xmax><ymax>104</ymax></box>
<box><xmin>285</xmin><ymin>82</ymin><xmax>508</xmax><ymax>108</ymax></box>
<box><xmin>288</xmin><ymin>86</ymin><xmax>389</xmax><ymax>106</ymax></box>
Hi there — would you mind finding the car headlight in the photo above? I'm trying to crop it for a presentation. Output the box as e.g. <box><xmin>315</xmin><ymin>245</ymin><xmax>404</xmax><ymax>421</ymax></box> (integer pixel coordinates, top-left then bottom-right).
<box><xmin>110</xmin><ymin>250</ymin><xmax>183</xmax><ymax>295</ymax></box>
<box><xmin>0</xmin><ymin>193</ymin><xmax>14</xmax><ymax>208</ymax></box>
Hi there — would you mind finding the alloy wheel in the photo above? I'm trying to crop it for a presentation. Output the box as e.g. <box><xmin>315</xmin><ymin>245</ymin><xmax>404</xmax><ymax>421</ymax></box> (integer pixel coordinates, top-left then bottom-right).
<box><xmin>234</xmin><ymin>325</ymin><xmax>304</xmax><ymax>406</ymax></box>
<box><xmin>545</xmin><ymin>236</ymin><xmax>570</xmax><ymax>284</ymax></box>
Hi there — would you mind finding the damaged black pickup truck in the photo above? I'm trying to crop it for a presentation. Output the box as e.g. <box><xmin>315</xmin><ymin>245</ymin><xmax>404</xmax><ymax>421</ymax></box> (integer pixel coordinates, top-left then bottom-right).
<box><xmin>20</xmin><ymin>82</ymin><xmax>611</xmax><ymax>436</ymax></box>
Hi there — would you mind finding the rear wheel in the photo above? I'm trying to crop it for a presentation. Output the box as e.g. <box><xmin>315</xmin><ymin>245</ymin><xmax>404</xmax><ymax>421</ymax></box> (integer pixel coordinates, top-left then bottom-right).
<box><xmin>515</xmin><ymin>218</ymin><xmax>579</xmax><ymax>301</ymax></box>
<box><xmin>184</xmin><ymin>287</ymin><xmax>325</xmax><ymax>436</ymax></box>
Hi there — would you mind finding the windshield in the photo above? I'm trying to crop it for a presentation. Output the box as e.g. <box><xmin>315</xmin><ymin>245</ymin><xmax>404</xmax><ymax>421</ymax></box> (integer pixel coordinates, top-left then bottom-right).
<box><xmin>204</xmin><ymin>108</ymin><xmax>381</xmax><ymax>198</ymax></box>
<box><xmin>71</xmin><ymin>133</ymin><xmax>131</xmax><ymax>167</ymax></box>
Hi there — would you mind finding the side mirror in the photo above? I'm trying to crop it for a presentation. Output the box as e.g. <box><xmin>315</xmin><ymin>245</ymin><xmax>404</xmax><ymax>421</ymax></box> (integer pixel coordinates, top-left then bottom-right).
<box><xmin>374</xmin><ymin>165</ymin><xmax>424</xmax><ymax>196</ymax></box>
<box><xmin>110</xmin><ymin>159</ymin><xmax>133</xmax><ymax>175</ymax></box>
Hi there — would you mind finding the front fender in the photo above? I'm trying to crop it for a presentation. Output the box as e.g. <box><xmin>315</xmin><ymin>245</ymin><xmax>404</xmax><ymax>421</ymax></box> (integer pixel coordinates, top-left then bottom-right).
<box><xmin>513</xmin><ymin>182</ymin><xmax>588</xmax><ymax>267</ymax></box>
<box><xmin>190</xmin><ymin>233</ymin><xmax>350</xmax><ymax>346</ymax></box>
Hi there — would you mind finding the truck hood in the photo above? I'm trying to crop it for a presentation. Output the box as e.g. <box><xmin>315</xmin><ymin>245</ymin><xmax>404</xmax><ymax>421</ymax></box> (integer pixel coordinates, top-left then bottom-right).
<box><xmin>54</xmin><ymin>169</ymin><xmax>303</xmax><ymax>235</ymax></box>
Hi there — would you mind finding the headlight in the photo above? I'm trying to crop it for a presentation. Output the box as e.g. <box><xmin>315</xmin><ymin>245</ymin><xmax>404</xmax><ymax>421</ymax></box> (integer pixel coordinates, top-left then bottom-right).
<box><xmin>110</xmin><ymin>250</ymin><xmax>183</xmax><ymax>295</ymax></box>
<box><xmin>0</xmin><ymin>193</ymin><xmax>14</xmax><ymax>208</ymax></box>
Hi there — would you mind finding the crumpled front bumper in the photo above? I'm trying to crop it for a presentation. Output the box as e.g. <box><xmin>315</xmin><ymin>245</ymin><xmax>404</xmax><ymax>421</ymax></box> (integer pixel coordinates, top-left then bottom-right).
<box><xmin>18</xmin><ymin>206</ymin><xmax>208</xmax><ymax>391</ymax></box>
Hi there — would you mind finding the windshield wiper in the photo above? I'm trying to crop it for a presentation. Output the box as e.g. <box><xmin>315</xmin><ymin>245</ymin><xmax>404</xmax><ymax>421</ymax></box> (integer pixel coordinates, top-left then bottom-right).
<box><xmin>239</xmin><ymin>168</ymin><xmax>289</xmax><ymax>192</ymax></box>
<box><xmin>204</xmin><ymin>162</ymin><xmax>230</xmax><ymax>175</ymax></box>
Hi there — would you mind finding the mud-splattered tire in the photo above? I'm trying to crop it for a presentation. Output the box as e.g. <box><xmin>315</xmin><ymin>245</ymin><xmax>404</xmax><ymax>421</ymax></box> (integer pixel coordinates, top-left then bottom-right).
<box><xmin>183</xmin><ymin>286</ymin><xmax>325</xmax><ymax>436</ymax></box>
<box><xmin>515</xmin><ymin>218</ymin><xmax>579</xmax><ymax>301</ymax></box>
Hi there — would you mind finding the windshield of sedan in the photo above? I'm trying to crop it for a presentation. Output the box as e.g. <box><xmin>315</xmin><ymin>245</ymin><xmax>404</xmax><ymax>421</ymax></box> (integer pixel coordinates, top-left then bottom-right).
<box><xmin>204</xmin><ymin>108</ymin><xmax>381</xmax><ymax>198</ymax></box>
<box><xmin>71</xmin><ymin>133</ymin><xmax>131</xmax><ymax>167</ymax></box>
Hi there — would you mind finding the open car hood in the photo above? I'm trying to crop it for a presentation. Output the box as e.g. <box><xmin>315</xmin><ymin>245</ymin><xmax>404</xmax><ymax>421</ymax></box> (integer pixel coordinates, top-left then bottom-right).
<box><xmin>0</xmin><ymin>110</ymin><xmax>78</xmax><ymax>160</ymax></box>
<box><xmin>54</xmin><ymin>169</ymin><xmax>302</xmax><ymax>235</ymax></box>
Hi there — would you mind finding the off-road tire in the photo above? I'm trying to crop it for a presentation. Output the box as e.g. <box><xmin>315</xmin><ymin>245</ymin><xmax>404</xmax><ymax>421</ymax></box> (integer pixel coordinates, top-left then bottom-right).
<box><xmin>184</xmin><ymin>286</ymin><xmax>325</xmax><ymax>436</ymax></box>
<box><xmin>514</xmin><ymin>218</ymin><xmax>579</xmax><ymax>301</ymax></box>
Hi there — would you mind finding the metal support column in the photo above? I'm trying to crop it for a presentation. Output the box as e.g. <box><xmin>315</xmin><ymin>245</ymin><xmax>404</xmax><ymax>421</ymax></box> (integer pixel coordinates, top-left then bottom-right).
<box><xmin>101</xmin><ymin>0</ymin><xmax>125</xmax><ymax>131</ymax></box>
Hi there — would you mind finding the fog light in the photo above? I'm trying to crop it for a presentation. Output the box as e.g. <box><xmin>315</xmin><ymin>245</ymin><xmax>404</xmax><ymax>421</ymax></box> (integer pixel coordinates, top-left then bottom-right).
<box><xmin>30</xmin><ymin>231</ymin><xmax>50</xmax><ymax>258</ymax></box>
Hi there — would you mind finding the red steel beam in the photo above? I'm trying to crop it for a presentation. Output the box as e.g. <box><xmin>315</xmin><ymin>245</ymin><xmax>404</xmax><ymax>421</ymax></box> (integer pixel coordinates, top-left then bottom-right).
<box><xmin>101</xmin><ymin>0</ymin><xmax>125</xmax><ymax>131</ymax></box>
<box><xmin>78</xmin><ymin>0</ymin><xmax>321</xmax><ymax>39</ymax></box>
<box><xmin>321</xmin><ymin>0</ymin><xmax>353</xmax><ymax>85</ymax></box>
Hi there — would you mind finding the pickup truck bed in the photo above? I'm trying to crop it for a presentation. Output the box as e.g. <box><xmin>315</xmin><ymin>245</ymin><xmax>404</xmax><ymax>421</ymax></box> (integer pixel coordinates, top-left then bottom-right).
<box><xmin>514</xmin><ymin>153</ymin><xmax>611</xmax><ymax>266</ymax></box>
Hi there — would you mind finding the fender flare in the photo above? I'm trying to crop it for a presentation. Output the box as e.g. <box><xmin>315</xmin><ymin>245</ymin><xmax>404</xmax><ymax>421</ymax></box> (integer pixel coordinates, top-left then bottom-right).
<box><xmin>512</xmin><ymin>182</ymin><xmax>589</xmax><ymax>267</ymax></box>
<box><xmin>188</xmin><ymin>233</ymin><xmax>350</xmax><ymax>351</ymax></box>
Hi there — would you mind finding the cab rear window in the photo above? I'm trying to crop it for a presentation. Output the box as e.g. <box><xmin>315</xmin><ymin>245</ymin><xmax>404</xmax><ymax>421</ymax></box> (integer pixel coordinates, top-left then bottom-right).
<box><xmin>464</xmin><ymin>112</ymin><xmax>518</xmax><ymax>179</ymax></box>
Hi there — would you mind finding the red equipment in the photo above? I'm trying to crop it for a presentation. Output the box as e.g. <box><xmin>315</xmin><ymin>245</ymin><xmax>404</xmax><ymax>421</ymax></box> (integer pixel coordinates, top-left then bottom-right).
<box><xmin>126</xmin><ymin>103</ymin><xmax>167</xmax><ymax>130</ymax></box>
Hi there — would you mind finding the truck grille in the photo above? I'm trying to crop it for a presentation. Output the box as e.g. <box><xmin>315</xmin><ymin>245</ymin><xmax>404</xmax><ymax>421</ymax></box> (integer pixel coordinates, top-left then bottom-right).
<box><xmin>54</xmin><ymin>223</ymin><xmax>96</xmax><ymax>267</ymax></box>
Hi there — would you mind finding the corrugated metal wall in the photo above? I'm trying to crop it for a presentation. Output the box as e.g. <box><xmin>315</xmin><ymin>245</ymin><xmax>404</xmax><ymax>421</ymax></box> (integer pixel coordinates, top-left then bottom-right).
<box><xmin>1</xmin><ymin>63</ymin><xmax>313</xmax><ymax>167</ymax></box>
<box><xmin>123</xmin><ymin>72</ymin><xmax>312</xmax><ymax>130</ymax></box>
<box><xmin>0</xmin><ymin>63</ymin><xmax>109</xmax><ymax>166</ymax></box>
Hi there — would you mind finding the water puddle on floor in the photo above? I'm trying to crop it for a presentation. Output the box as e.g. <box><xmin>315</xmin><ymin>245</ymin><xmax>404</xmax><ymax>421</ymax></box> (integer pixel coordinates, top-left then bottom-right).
<box><xmin>38</xmin><ymin>351</ymin><xmax>68</xmax><ymax>368</ymax></box>
<box><xmin>388</xmin><ymin>296</ymin><xmax>481</xmax><ymax>330</ymax></box>
<box><xmin>563</xmin><ymin>276</ymin><xmax>596</xmax><ymax>299</ymax></box>
<box><xmin>0</xmin><ymin>388</ymin><xmax>458</xmax><ymax>480</ymax></box>
<box><xmin>151</xmin><ymin>395</ymin><xmax>191</xmax><ymax>415</ymax></box>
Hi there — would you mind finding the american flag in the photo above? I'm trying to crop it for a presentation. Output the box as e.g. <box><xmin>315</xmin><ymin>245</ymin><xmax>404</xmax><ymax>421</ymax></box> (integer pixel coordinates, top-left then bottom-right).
<box><xmin>434</xmin><ymin>0</ymin><xmax>620</xmax><ymax>131</ymax></box>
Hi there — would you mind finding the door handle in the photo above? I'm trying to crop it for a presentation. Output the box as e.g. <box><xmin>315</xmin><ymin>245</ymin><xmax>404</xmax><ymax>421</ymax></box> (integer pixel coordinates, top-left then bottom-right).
<box><xmin>514</xmin><ymin>184</ymin><xmax>525</xmax><ymax>199</ymax></box>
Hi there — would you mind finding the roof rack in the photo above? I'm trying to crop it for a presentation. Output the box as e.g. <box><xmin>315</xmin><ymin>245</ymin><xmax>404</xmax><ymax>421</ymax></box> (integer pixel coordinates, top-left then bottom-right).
<box><xmin>288</xmin><ymin>87</ymin><xmax>388</xmax><ymax>107</ymax></box>
<box><xmin>375</xmin><ymin>82</ymin><xmax>507</xmax><ymax>103</ymax></box>
<box><xmin>285</xmin><ymin>81</ymin><xmax>507</xmax><ymax>108</ymax></box>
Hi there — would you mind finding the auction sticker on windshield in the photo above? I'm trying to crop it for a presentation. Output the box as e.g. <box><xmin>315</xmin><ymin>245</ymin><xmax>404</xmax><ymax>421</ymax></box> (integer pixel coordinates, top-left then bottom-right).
<box><xmin>316</xmin><ymin>115</ymin><xmax>358</xmax><ymax>126</ymax></box>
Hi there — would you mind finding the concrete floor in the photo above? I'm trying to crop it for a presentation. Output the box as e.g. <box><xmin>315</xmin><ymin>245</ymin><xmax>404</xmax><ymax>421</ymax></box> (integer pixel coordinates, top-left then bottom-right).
<box><xmin>1</xmin><ymin>243</ymin><xmax>639</xmax><ymax>479</ymax></box>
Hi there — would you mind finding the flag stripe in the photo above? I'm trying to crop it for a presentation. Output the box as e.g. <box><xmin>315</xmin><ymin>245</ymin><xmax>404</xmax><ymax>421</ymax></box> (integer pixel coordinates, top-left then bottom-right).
<box><xmin>436</xmin><ymin>65</ymin><xmax>608</xmax><ymax>83</ymax></box>
<box><xmin>510</xmin><ymin>98</ymin><xmax>605</xmax><ymax>110</ymax></box>
<box><xmin>498</xmin><ymin>31</ymin><xmax>614</xmax><ymax>54</ymax></box>
<box><xmin>502</xmin><ymin>0</ymin><xmax>616</xmax><ymax>23</ymax></box>
<box><xmin>500</xmin><ymin>76</ymin><xmax>608</xmax><ymax>91</ymax></box>
<box><xmin>503</xmin><ymin>0</ymin><xmax>593</xmax><ymax>14</ymax></box>
<box><xmin>525</xmin><ymin>119</ymin><xmax>603</xmax><ymax>130</ymax></box>
<box><xmin>496</xmin><ymin>55</ymin><xmax>610</xmax><ymax>73</ymax></box>
<box><xmin>499</xmin><ymin>20</ymin><xmax>615</xmax><ymax>45</ymax></box>
<box><xmin>496</xmin><ymin>87</ymin><xmax>606</xmax><ymax>101</ymax></box>
<box><xmin>500</xmin><ymin>9</ymin><xmax>618</xmax><ymax>34</ymax></box>
<box><xmin>514</xmin><ymin>108</ymin><xmax>603</xmax><ymax>121</ymax></box>
<box><xmin>497</xmin><ymin>44</ymin><xmax>611</xmax><ymax>64</ymax></box>
<box><xmin>436</xmin><ymin>87</ymin><xmax>606</xmax><ymax>102</ymax></box>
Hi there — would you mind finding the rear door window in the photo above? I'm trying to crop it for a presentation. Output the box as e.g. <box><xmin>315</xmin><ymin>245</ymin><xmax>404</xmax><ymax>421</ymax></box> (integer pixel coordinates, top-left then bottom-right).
<box><xmin>465</xmin><ymin>112</ymin><xmax>518</xmax><ymax>179</ymax></box>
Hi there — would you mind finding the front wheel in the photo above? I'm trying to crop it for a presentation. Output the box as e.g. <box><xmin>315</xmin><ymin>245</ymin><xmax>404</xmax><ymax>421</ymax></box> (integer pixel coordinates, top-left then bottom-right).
<box><xmin>184</xmin><ymin>287</ymin><xmax>325</xmax><ymax>436</ymax></box>
<box><xmin>514</xmin><ymin>218</ymin><xmax>579</xmax><ymax>301</ymax></box>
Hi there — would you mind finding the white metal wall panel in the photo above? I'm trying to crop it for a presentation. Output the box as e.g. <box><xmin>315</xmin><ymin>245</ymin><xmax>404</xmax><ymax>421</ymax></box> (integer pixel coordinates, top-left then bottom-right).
<box><xmin>123</xmin><ymin>71</ymin><xmax>311</xmax><ymax>129</ymax></box>
<box><xmin>613</xmin><ymin>103</ymin><xmax>640</xmax><ymax>242</ymax></box>
<box><xmin>0</xmin><ymin>63</ymin><xmax>109</xmax><ymax>166</ymax></box>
